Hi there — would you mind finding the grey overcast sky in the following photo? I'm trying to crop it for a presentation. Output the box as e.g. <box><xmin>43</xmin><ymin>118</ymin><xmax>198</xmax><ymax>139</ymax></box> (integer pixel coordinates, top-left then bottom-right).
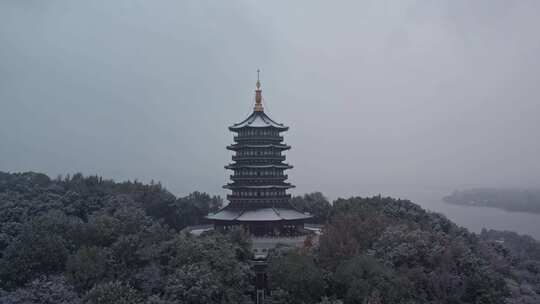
<box><xmin>1</xmin><ymin>0</ymin><xmax>540</xmax><ymax>199</ymax></box>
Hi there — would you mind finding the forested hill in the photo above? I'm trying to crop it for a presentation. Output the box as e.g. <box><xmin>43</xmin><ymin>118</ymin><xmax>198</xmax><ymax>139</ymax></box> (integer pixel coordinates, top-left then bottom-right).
<box><xmin>0</xmin><ymin>172</ymin><xmax>539</xmax><ymax>304</ymax></box>
<box><xmin>444</xmin><ymin>188</ymin><xmax>540</xmax><ymax>214</ymax></box>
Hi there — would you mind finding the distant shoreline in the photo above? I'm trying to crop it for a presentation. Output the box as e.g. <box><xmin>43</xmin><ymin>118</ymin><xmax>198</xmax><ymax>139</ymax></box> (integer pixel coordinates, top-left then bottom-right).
<box><xmin>443</xmin><ymin>188</ymin><xmax>540</xmax><ymax>215</ymax></box>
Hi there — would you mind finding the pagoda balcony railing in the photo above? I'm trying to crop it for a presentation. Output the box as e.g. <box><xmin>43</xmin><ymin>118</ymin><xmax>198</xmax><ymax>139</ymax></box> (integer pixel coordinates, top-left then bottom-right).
<box><xmin>227</xmin><ymin>194</ymin><xmax>291</xmax><ymax>201</ymax></box>
<box><xmin>230</xmin><ymin>175</ymin><xmax>288</xmax><ymax>181</ymax></box>
<box><xmin>232</xmin><ymin>155</ymin><xmax>286</xmax><ymax>161</ymax></box>
<box><xmin>233</xmin><ymin>135</ymin><xmax>283</xmax><ymax>142</ymax></box>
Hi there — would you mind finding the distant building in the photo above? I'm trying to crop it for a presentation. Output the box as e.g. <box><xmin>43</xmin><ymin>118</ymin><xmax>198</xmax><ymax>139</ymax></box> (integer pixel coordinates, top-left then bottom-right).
<box><xmin>206</xmin><ymin>72</ymin><xmax>314</xmax><ymax>303</ymax></box>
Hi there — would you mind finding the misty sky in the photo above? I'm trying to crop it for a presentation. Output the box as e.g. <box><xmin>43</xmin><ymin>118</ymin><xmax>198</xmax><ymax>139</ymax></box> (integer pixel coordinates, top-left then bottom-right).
<box><xmin>1</xmin><ymin>0</ymin><xmax>540</xmax><ymax>200</ymax></box>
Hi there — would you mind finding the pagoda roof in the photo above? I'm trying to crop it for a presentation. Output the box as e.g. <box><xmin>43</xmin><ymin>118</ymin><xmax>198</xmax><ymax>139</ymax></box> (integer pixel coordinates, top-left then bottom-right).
<box><xmin>227</xmin><ymin>143</ymin><xmax>290</xmax><ymax>150</ymax></box>
<box><xmin>206</xmin><ymin>207</ymin><xmax>311</xmax><ymax>222</ymax></box>
<box><xmin>225</xmin><ymin>163</ymin><xmax>293</xmax><ymax>170</ymax></box>
<box><xmin>229</xmin><ymin>111</ymin><xmax>288</xmax><ymax>131</ymax></box>
<box><xmin>223</xmin><ymin>184</ymin><xmax>294</xmax><ymax>189</ymax></box>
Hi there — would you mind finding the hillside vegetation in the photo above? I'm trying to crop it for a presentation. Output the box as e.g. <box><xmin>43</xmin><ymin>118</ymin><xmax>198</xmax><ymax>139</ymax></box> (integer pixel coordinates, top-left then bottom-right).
<box><xmin>0</xmin><ymin>172</ymin><xmax>538</xmax><ymax>303</ymax></box>
<box><xmin>444</xmin><ymin>188</ymin><xmax>540</xmax><ymax>214</ymax></box>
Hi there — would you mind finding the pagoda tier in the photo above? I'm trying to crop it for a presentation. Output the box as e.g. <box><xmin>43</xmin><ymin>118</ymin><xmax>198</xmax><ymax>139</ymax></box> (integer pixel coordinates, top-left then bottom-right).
<box><xmin>207</xmin><ymin>76</ymin><xmax>311</xmax><ymax>233</ymax></box>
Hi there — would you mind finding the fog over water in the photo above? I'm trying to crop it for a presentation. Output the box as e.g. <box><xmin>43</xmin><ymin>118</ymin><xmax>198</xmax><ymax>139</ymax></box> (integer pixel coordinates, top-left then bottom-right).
<box><xmin>1</xmin><ymin>1</ymin><xmax>540</xmax><ymax>238</ymax></box>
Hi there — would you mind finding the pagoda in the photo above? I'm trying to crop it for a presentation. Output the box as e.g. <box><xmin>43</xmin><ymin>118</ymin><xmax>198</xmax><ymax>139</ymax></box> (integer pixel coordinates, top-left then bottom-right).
<box><xmin>207</xmin><ymin>73</ymin><xmax>311</xmax><ymax>239</ymax></box>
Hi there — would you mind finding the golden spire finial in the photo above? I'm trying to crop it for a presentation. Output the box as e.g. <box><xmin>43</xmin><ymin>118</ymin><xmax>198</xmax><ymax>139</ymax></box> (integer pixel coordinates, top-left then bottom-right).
<box><xmin>256</xmin><ymin>69</ymin><xmax>261</xmax><ymax>89</ymax></box>
<box><xmin>254</xmin><ymin>69</ymin><xmax>263</xmax><ymax>112</ymax></box>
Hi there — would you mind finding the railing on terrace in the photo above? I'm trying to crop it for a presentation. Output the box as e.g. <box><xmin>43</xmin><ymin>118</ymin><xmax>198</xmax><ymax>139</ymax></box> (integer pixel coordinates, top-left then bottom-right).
<box><xmin>234</xmin><ymin>136</ymin><xmax>284</xmax><ymax>142</ymax></box>
<box><xmin>232</xmin><ymin>155</ymin><xmax>286</xmax><ymax>161</ymax></box>
<box><xmin>226</xmin><ymin>194</ymin><xmax>292</xmax><ymax>201</ymax></box>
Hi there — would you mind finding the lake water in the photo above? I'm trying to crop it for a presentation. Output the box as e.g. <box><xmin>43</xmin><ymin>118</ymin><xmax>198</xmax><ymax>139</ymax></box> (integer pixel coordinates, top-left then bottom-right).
<box><xmin>390</xmin><ymin>187</ymin><xmax>540</xmax><ymax>240</ymax></box>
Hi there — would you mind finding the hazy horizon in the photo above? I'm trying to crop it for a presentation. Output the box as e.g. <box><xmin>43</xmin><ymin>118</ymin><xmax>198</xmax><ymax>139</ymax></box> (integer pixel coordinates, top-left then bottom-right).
<box><xmin>2</xmin><ymin>1</ymin><xmax>540</xmax><ymax>201</ymax></box>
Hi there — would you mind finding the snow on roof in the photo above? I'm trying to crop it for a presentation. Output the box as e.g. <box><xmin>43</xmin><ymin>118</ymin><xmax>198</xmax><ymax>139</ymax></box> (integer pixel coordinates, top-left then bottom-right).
<box><xmin>206</xmin><ymin>207</ymin><xmax>312</xmax><ymax>222</ymax></box>
<box><xmin>229</xmin><ymin>111</ymin><xmax>288</xmax><ymax>131</ymax></box>
<box><xmin>227</xmin><ymin>144</ymin><xmax>290</xmax><ymax>149</ymax></box>
<box><xmin>206</xmin><ymin>209</ymin><xmax>241</xmax><ymax>221</ymax></box>
<box><xmin>275</xmin><ymin>208</ymin><xmax>312</xmax><ymax>220</ymax></box>
<box><xmin>237</xmin><ymin>208</ymin><xmax>283</xmax><ymax>221</ymax></box>
<box><xmin>223</xmin><ymin>184</ymin><xmax>293</xmax><ymax>189</ymax></box>
<box><xmin>225</xmin><ymin>164</ymin><xmax>293</xmax><ymax>169</ymax></box>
